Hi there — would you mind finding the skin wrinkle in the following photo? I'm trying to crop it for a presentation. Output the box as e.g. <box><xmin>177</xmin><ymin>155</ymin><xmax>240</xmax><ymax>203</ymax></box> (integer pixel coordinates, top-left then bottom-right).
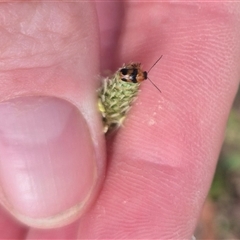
<box><xmin>93</xmin><ymin>164</ymin><xmax>185</xmax><ymax>237</ymax></box>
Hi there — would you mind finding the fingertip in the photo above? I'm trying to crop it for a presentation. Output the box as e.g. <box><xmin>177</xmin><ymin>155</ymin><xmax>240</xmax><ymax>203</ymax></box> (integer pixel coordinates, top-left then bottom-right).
<box><xmin>0</xmin><ymin>96</ymin><xmax>100</xmax><ymax>228</ymax></box>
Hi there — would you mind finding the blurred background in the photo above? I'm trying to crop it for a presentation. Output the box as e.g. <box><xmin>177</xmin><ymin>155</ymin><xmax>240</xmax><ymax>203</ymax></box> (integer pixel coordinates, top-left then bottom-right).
<box><xmin>195</xmin><ymin>87</ymin><xmax>240</xmax><ymax>239</ymax></box>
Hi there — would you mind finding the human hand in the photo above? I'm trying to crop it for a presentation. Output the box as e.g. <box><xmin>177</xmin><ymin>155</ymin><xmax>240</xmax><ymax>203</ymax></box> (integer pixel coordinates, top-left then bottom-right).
<box><xmin>0</xmin><ymin>2</ymin><xmax>240</xmax><ymax>239</ymax></box>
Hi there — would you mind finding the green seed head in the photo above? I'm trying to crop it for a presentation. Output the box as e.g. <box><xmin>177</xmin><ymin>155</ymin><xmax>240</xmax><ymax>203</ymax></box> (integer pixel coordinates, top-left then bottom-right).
<box><xmin>98</xmin><ymin>72</ymin><xmax>140</xmax><ymax>133</ymax></box>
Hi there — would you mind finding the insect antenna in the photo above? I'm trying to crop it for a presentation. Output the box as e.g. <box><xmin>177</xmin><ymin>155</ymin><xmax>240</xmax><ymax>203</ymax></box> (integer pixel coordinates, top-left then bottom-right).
<box><xmin>148</xmin><ymin>77</ymin><xmax>162</xmax><ymax>93</ymax></box>
<box><xmin>147</xmin><ymin>55</ymin><xmax>163</xmax><ymax>93</ymax></box>
<box><xmin>147</xmin><ymin>55</ymin><xmax>163</xmax><ymax>74</ymax></box>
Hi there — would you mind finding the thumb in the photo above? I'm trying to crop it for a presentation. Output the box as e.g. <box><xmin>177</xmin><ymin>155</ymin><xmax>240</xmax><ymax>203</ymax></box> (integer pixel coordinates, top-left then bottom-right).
<box><xmin>0</xmin><ymin>2</ymin><xmax>105</xmax><ymax>229</ymax></box>
<box><xmin>0</xmin><ymin>97</ymin><xmax>97</xmax><ymax>228</ymax></box>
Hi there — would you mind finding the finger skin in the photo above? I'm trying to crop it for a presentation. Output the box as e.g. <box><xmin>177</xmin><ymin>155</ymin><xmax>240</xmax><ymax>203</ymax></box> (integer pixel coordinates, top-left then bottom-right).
<box><xmin>95</xmin><ymin>1</ymin><xmax>124</xmax><ymax>71</ymax></box>
<box><xmin>0</xmin><ymin>2</ymin><xmax>105</xmax><ymax>231</ymax></box>
<box><xmin>0</xmin><ymin>207</ymin><xmax>28</xmax><ymax>239</ymax></box>
<box><xmin>76</xmin><ymin>2</ymin><xmax>240</xmax><ymax>239</ymax></box>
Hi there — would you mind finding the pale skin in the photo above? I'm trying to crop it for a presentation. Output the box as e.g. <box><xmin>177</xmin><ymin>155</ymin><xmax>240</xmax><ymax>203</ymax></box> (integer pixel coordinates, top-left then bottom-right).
<box><xmin>0</xmin><ymin>2</ymin><xmax>240</xmax><ymax>239</ymax></box>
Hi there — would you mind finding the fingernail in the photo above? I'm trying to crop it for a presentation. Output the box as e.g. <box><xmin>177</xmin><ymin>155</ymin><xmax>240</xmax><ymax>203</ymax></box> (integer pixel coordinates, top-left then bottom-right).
<box><xmin>0</xmin><ymin>96</ymin><xmax>96</xmax><ymax>227</ymax></box>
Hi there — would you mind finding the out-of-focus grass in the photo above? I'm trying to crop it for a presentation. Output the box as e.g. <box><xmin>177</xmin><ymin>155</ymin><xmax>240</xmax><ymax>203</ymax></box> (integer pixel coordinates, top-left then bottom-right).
<box><xmin>196</xmin><ymin>87</ymin><xmax>240</xmax><ymax>239</ymax></box>
<box><xmin>211</xmin><ymin>107</ymin><xmax>240</xmax><ymax>200</ymax></box>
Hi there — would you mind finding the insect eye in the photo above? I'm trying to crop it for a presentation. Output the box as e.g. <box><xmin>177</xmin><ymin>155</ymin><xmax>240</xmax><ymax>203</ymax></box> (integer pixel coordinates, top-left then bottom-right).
<box><xmin>143</xmin><ymin>71</ymin><xmax>148</xmax><ymax>79</ymax></box>
<box><xmin>120</xmin><ymin>68</ymin><xmax>128</xmax><ymax>75</ymax></box>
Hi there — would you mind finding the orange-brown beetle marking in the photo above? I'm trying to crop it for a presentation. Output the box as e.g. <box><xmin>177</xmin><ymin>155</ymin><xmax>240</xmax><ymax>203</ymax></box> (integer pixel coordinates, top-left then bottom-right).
<box><xmin>119</xmin><ymin>63</ymin><xmax>147</xmax><ymax>83</ymax></box>
<box><xmin>119</xmin><ymin>55</ymin><xmax>162</xmax><ymax>93</ymax></box>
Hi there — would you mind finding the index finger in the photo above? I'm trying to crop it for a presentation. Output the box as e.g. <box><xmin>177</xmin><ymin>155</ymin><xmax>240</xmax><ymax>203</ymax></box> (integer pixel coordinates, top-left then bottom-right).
<box><xmin>78</xmin><ymin>2</ymin><xmax>240</xmax><ymax>239</ymax></box>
